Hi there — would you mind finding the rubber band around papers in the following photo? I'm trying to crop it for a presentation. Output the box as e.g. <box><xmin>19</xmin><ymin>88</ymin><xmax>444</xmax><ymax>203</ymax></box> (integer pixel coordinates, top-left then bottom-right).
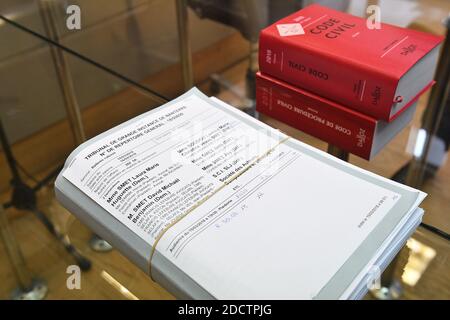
<box><xmin>148</xmin><ymin>135</ymin><xmax>290</xmax><ymax>279</ymax></box>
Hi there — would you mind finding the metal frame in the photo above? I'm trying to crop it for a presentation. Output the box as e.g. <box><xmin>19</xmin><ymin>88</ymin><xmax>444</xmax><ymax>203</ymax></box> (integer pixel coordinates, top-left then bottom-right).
<box><xmin>0</xmin><ymin>205</ymin><xmax>48</xmax><ymax>300</ymax></box>
<box><xmin>405</xmin><ymin>16</ymin><xmax>450</xmax><ymax>188</ymax></box>
<box><xmin>175</xmin><ymin>0</ymin><xmax>194</xmax><ymax>90</ymax></box>
<box><xmin>39</xmin><ymin>0</ymin><xmax>112</xmax><ymax>253</ymax></box>
<box><xmin>38</xmin><ymin>0</ymin><xmax>86</xmax><ymax>145</ymax></box>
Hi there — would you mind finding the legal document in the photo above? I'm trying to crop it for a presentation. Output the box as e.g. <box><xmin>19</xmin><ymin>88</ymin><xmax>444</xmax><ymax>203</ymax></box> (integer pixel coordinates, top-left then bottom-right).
<box><xmin>57</xmin><ymin>88</ymin><xmax>425</xmax><ymax>299</ymax></box>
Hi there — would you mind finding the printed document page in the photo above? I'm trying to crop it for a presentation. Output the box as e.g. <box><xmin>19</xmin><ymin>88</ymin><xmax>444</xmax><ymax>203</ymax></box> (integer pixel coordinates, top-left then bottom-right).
<box><xmin>157</xmin><ymin>141</ymin><xmax>400</xmax><ymax>299</ymax></box>
<box><xmin>63</xmin><ymin>93</ymin><xmax>281</xmax><ymax>244</ymax></box>
<box><xmin>63</xmin><ymin>90</ymin><xmax>403</xmax><ymax>299</ymax></box>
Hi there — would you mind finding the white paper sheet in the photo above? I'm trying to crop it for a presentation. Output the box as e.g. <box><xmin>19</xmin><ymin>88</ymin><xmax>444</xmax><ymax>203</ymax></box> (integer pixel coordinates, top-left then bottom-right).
<box><xmin>63</xmin><ymin>91</ymin><xmax>406</xmax><ymax>299</ymax></box>
<box><xmin>63</xmin><ymin>94</ymin><xmax>281</xmax><ymax>244</ymax></box>
<box><xmin>157</xmin><ymin>142</ymin><xmax>402</xmax><ymax>298</ymax></box>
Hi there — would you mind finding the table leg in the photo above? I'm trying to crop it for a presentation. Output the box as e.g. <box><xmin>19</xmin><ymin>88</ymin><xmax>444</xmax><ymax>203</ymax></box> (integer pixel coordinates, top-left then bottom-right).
<box><xmin>176</xmin><ymin>0</ymin><xmax>194</xmax><ymax>90</ymax></box>
<box><xmin>0</xmin><ymin>205</ymin><xmax>48</xmax><ymax>300</ymax></box>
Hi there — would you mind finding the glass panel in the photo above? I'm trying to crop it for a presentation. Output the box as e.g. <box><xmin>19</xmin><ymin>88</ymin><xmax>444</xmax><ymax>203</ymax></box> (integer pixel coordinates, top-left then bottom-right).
<box><xmin>0</xmin><ymin>0</ymin><xmax>449</xmax><ymax>300</ymax></box>
<box><xmin>0</xmin><ymin>19</ymin><xmax>173</xmax><ymax>299</ymax></box>
<box><xmin>201</xmin><ymin>0</ymin><xmax>450</xmax><ymax>300</ymax></box>
<box><xmin>0</xmin><ymin>0</ymin><xmax>239</xmax><ymax>95</ymax></box>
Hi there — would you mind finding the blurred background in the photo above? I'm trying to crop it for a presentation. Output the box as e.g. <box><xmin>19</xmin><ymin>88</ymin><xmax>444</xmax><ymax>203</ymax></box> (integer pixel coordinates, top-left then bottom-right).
<box><xmin>0</xmin><ymin>0</ymin><xmax>449</xmax><ymax>300</ymax></box>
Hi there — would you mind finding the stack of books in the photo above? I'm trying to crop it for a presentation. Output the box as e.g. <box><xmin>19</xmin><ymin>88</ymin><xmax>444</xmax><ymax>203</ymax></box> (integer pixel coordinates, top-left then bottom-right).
<box><xmin>256</xmin><ymin>4</ymin><xmax>443</xmax><ymax>159</ymax></box>
<box><xmin>56</xmin><ymin>88</ymin><xmax>427</xmax><ymax>299</ymax></box>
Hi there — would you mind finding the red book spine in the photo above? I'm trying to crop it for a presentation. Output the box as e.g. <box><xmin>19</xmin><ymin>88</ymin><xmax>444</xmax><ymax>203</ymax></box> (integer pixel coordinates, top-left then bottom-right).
<box><xmin>256</xmin><ymin>73</ymin><xmax>377</xmax><ymax>159</ymax></box>
<box><xmin>259</xmin><ymin>32</ymin><xmax>397</xmax><ymax>121</ymax></box>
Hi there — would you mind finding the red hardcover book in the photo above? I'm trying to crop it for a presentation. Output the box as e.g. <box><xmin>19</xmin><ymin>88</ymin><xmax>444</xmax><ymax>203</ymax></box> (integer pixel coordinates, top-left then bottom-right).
<box><xmin>256</xmin><ymin>72</ymin><xmax>432</xmax><ymax>160</ymax></box>
<box><xmin>259</xmin><ymin>4</ymin><xmax>442</xmax><ymax>121</ymax></box>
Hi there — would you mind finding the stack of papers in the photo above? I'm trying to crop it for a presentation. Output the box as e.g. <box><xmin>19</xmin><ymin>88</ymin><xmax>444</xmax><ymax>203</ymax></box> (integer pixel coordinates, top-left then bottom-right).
<box><xmin>55</xmin><ymin>88</ymin><xmax>425</xmax><ymax>299</ymax></box>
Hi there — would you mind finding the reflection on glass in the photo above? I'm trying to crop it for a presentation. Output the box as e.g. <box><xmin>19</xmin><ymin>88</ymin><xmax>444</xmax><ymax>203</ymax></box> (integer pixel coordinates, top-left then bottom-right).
<box><xmin>100</xmin><ymin>270</ymin><xmax>139</xmax><ymax>300</ymax></box>
<box><xmin>0</xmin><ymin>0</ymin><xmax>449</xmax><ymax>300</ymax></box>
<box><xmin>402</xmin><ymin>238</ymin><xmax>436</xmax><ymax>287</ymax></box>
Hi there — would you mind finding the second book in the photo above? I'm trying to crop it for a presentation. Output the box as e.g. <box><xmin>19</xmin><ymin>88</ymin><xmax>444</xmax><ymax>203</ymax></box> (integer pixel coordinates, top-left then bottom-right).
<box><xmin>256</xmin><ymin>72</ymin><xmax>423</xmax><ymax>160</ymax></box>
